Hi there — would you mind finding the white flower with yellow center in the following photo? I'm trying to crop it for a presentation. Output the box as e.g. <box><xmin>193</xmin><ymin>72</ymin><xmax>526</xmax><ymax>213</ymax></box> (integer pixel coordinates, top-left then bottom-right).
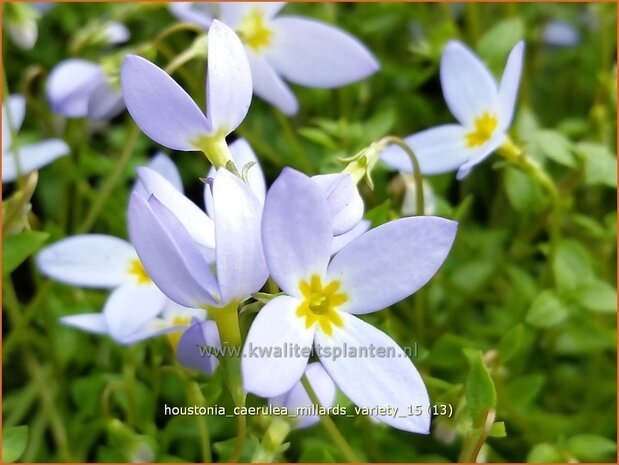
<box><xmin>381</xmin><ymin>40</ymin><xmax>525</xmax><ymax>179</ymax></box>
<box><xmin>169</xmin><ymin>2</ymin><xmax>379</xmax><ymax>115</ymax></box>
<box><xmin>241</xmin><ymin>168</ymin><xmax>458</xmax><ymax>433</ymax></box>
<box><xmin>36</xmin><ymin>154</ymin><xmax>205</xmax><ymax>344</ymax></box>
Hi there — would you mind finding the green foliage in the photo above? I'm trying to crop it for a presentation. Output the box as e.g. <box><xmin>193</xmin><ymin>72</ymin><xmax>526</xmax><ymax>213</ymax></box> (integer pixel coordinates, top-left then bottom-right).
<box><xmin>3</xmin><ymin>2</ymin><xmax>616</xmax><ymax>463</ymax></box>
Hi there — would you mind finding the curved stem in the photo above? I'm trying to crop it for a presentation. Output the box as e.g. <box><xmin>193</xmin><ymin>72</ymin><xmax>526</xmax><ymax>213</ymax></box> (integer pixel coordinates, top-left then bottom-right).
<box><xmin>251</xmin><ymin>417</ymin><xmax>291</xmax><ymax>463</ymax></box>
<box><xmin>497</xmin><ymin>138</ymin><xmax>561</xmax><ymax>266</ymax></box>
<box><xmin>164</xmin><ymin>46</ymin><xmax>199</xmax><ymax>75</ymax></box>
<box><xmin>229</xmin><ymin>413</ymin><xmax>247</xmax><ymax>462</ymax></box>
<box><xmin>187</xmin><ymin>382</ymin><xmax>212</xmax><ymax>462</ymax></box>
<box><xmin>301</xmin><ymin>374</ymin><xmax>360</xmax><ymax>462</ymax></box>
<box><xmin>459</xmin><ymin>408</ymin><xmax>496</xmax><ymax>463</ymax></box>
<box><xmin>379</xmin><ymin>136</ymin><xmax>425</xmax><ymax>216</ymax></box>
<box><xmin>152</xmin><ymin>22</ymin><xmax>204</xmax><ymax>50</ymax></box>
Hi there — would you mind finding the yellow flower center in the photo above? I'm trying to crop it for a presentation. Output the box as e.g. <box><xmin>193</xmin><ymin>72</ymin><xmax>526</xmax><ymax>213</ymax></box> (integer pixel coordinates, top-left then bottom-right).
<box><xmin>296</xmin><ymin>275</ymin><xmax>347</xmax><ymax>336</ymax></box>
<box><xmin>236</xmin><ymin>8</ymin><xmax>273</xmax><ymax>52</ymax></box>
<box><xmin>465</xmin><ymin>112</ymin><xmax>498</xmax><ymax>148</ymax></box>
<box><xmin>127</xmin><ymin>258</ymin><xmax>151</xmax><ymax>285</ymax></box>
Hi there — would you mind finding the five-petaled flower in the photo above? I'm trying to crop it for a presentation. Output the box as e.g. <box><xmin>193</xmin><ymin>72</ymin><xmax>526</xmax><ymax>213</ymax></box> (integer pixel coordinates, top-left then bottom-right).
<box><xmin>169</xmin><ymin>2</ymin><xmax>379</xmax><ymax>115</ymax></box>
<box><xmin>121</xmin><ymin>20</ymin><xmax>251</xmax><ymax>170</ymax></box>
<box><xmin>241</xmin><ymin>168</ymin><xmax>458</xmax><ymax>433</ymax></box>
<box><xmin>381</xmin><ymin>40</ymin><xmax>525</xmax><ymax>179</ymax></box>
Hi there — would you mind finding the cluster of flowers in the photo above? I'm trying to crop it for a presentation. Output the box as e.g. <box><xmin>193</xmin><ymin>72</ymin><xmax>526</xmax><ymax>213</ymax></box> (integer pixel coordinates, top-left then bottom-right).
<box><xmin>6</xmin><ymin>2</ymin><xmax>526</xmax><ymax>434</ymax></box>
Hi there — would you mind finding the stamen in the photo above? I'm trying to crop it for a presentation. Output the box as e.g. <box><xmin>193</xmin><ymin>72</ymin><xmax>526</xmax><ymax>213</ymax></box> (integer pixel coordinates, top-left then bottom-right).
<box><xmin>465</xmin><ymin>112</ymin><xmax>498</xmax><ymax>148</ymax></box>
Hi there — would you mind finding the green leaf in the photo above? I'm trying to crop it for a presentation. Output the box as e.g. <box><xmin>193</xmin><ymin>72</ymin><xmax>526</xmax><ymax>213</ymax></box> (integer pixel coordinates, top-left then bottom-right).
<box><xmin>574</xmin><ymin>279</ymin><xmax>617</xmax><ymax>313</ymax></box>
<box><xmin>505</xmin><ymin>374</ymin><xmax>545</xmax><ymax>409</ymax></box>
<box><xmin>365</xmin><ymin>199</ymin><xmax>391</xmax><ymax>227</ymax></box>
<box><xmin>298</xmin><ymin>128</ymin><xmax>338</xmax><ymax>150</ymax></box>
<box><xmin>526</xmin><ymin>443</ymin><xmax>564</xmax><ymax>462</ymax></box>
<box><xmin>566</xmin><ymin>434</ymin><xmax>617</xmax><ymax>461</ymax></box>
<box><xmin>504</xmin><ymin>166</ymin><xmax>545</xmax><ymax>213</ymax></box>
<box><xmin>2</xmin><ymin>425</ymin><xmax>29</xmax><ymax>463</ymax></box>
<box><xmin>575</xmin><ymin>142</ymin><xmax>617</xmax><ymax>188</ymax></box>
<box><xmin>533</xmin><ymin>130</ymin><xmax>576</xmax><ymax>167</ymax></box>
<box><xmin>552</xmin><ymin>240</ymin><xmax>595</xmax><ymax>292</ymax></box>
<box><xmin>463</xmin><ymin>349</ymin><xmax>496</xmax><ymax>425</ymax></box>
<box><xmin>498</xmin><ymin>324</ymin><xmax>525</xmax><ymax>363</ymax></box>
<box><xmin>2</xmin><ymin>231</ymin><xmax>50</xmax><ymax>276</ymax></box>
<box><xmin>477</xmin><ymin>18</ymin><xmax>525</xmax><ymax>73</ymax></box>
<box><xmin>526</xmin><ymin>290</ymin><xmax>568</xmax><ymax>328</ymax></box>
<box><xmin>488</xmin><ymin>421</ymin><xmax>507</xmax><ymax>438</ymax></box>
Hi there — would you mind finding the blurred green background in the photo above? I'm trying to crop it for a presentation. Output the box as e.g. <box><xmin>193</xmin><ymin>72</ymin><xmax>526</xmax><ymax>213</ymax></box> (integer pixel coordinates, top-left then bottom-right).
<box><xmin>2</xmin><ymin>2</ymin><xmax>617</xmax><ymax>462</ymax></box>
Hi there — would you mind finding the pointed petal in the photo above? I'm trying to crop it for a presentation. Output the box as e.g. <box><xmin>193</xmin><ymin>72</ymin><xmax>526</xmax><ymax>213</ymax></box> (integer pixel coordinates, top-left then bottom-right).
<box><xmin>2</xmin><ymin>139</ymin><xmax>69</xmax><ymax>182</ymax></box>
<box><xmin>498</xmin><ymin>41</ymin><xmax>525</xmax><ymax>130</ymax></box>
<box><xmin>103</xmin><ymin>283</ymin><xmax>167</xmax><ymax>343</ymax></box>
<box><xmin>332</xmin><ymin>220</ymin><xmax>370</xmax><ymax>255</ymax></box>
<box><xmin>206</xmin><ymin>137</ymin><xmax>266</xmax><ymax>209</ymax></box>
<box><xmin>316</xmin><ymin>313</ymin><xmax>430</xmax><ymax>433</ymax></box>
<box><xmin>87</xmin><ymin>82</ymin><xmax>125</xmax><ymax>121</ymax></box>
<box><xmin>455</xmin><ymin>131</ymin><xmax>507</xmax><ymax>180</ymax></box>
<box><xmin>440</xmin><ymin>41</ymin><xmax>498</xmax><ymax>125</ymax></box>
<box><xmin>268</xmin><ymin>16</ymin><xmax>379</xmax><ymax>88</ymax></box>
<box><xmin>213</xmin><ymin>169</ymin><xmax>268</xmax><ymax>304</ymax></box>
<box><xmin>262</xmin><ymin>168</ymin><xmax>332</xmax><ymax>297</ymax></box>
<box><xmin>220</xmin><ymin>2</ymin><xmax>285</xmax><ymax>27</ymax></box>
<box><xmin>242</xmin><ymin>295</ymin><xmax>314</xmax><ymax>397</ymax></box>
<box><xmin>327</xmin><ymin>216</ymin><xmax>457</xmax><ymax>314</ymax></box>
<box><xmin>380</xmin><ymin>125</ymin><xmax>472</xmax><ymax>175</ymax></box>
<box><xmin>312</xmin><ymin>173</ymin><xmax>364</xmax><ymax>235</ymax></box>
<box><xmin>247</xmin><ymin>51</ymin><xmax>299</xmax><ymax>115</ymax></box>
<box><xmin>177</xmin><ymin>318</ymin><xmax>221</xmax><ymax>374</ymax></box>
<box><xmin>121</xmin><ymin>55</ymin><xmax>211</xmax><ymax>151</ymax></box>
<box><xmin>136</xmin><ymin>167</ymin><xmax>215</xmax><ymax>249</ymax></box>
<box><xmin>36</xmin><ymin>235</ymin><xmax>136</xmax><ymax>288</ymax></box>
<box><xmin>147</xmin><ymin>152</ymin><xmax>183</xmax><ymax>193</ymax></box>
<box><xmin>206</xmin><ymin>20</ymin><xmax>252</xmax><ymax>134</ymax></box>
<box><xmin>128</xmin><ymin>193</ymin><xmax>220</xmax><ymax>308</ymax></box>
<box><xmin>270</xmin><ymin>362</ymin><xmax>336</xmax><ymax>429</ymax></box>
<box><xmin>168</xmin><ymin>2</ymin><xmax>214</xmax><ymax>29</ymax></box>
<box><xmin>2</xmin><ymin>94</ymin><xmax>26</xmax><ymax>151</ymax></box>
<box><xmin>46</xmin><ymin>59</ymin><xmax>103</xmax><ymax>118</ymax></box>
<box><xmin>60</xmin><ymin>313</ymin><xmax>109</xmax><ymax>335</ymax></box>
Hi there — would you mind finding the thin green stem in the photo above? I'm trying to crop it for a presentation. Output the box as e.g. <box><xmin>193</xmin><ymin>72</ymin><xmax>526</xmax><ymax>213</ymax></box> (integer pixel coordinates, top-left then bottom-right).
<box><xmin>458</xmin><ymin>408</ymin><xmax>496</xmax><ymax>463</ymax></box>
<box><xmin>251</xmin><ymin>417</ymin><xmax>291</xmax><ymax>463</ymax></box>
<box><xmin>300</xmin><ymin>374</ymin><xmax>360</xmax><ymax>462</ymax></box>
<box><xmin>379</xmin><ymin>136</ymin><xmax>424</xmax><ymax>216</ymax></box>
<box><xmin>76</xmin><ymin>123</ymin><xmax>140</xmax><ymax>233</ymax></box>
<box><xmin>229</xmin><ymin>413</ymin><xmax>247</xmax><ymax>462</ymax></box>
<box><xmin>273</xmin><ymin>108</ymin><xmax>313</xmax><ymax>173</ymax></box>
<box><xmin>187</xmin><ymin>382</ymin><xmax>212</xmax><ymax>462</ymax></box>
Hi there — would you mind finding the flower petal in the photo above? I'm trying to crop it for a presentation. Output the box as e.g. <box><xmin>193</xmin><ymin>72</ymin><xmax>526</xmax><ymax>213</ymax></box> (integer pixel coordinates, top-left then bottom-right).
<box><xmin>128</xmin><ymin>193</ymin><xmax>220</xmax><ymax>307</ymax></box>
<box><xmin>36</xmin><ymin>234</ymin><xmax>136</xmax><ymax>288</ymax></box>
<box><xmin>269</xmin><ymin>362</ymin><xmax>336</xmax><ymax>429</ymax></box>
<box><xmin>312</xmin><ymin>173</ymin><xmax>363</xmax><ymax>236</ymax></box>
<box><xmin>103</xmin><ymin>21</ymin><xmax>130</xmax><ymax>45</ymax></box>
<box><xmin>177</xmin><ymin>318</ymin><xmax>221</xmax><ymax>374</ymax></box>
<box><xmin>220</xmin><ymin>2</ymin><xmax>286</xmax><ymax>27</ymax></box>
<box><xmin>136</xmin><ymin>167</ymin><xmax>215</xmax><ymax>249</ymax></box>
<box><xmin>316</xmin><ymin>312</ymin><xmax>431</xmax><ymax>433</ymax></box>
<box><xmin>206</xmin><ymin>20</ymin><xmax>252</xmax><ymax>135</ymax></box>
<box><xmin>121</xmin><ymin>55</ymin><xmax>211</xmax><ymax>151</ymax></box>
<box><xmin>2</xmin><ymin>94</ymin><xmax>26</xmax><ymax>151</ymax></box>
<box><xmin>332</xmin><ymin>219</ymin><xmax>370</xmax><ymax>255</ymax></box>
<box><xmin>262</xmin><ymin>168</ymin><xmax>332</xmax><ymax>297</ymax></box>
<box><xmin>87</xmin><ymin>81</ymin><xmax>125</xmax><ymax>121</ymax></box>
<box><xmin>2</xmin><ymin>139</ymin><xmax>69</xmax><ymax>183</ymax></box>
<box><xmin>380</xmin><ymin>125</ymin><xmax>472</xmax><ymax>175</ymax></box>
<box><xmin>103</xmin><ymin>283</ymin><xmax>167</xmax><ymax>344</ymax></box>
<box><xmin>327</xmin><ymin>216</ymin><xmax>457</xmax><ymax>314</ymax></box>
<box><xmin>268</xmin><ymin>16</ymin><xmax>379</xmax><ymax>88</ymax></box>
<box><xmin>213</xmin><ymin>169</ymin><xmax>268</xmax><ymax>304</ymax></box>
<box><xmin>168</xmin><ymin>2</ymin><xmax>214</xmax><ymax>29</ymax></box>
<box><xmin>60</xmin><ymin>313</ymin><xmax>109</xmax><ymax>335</ymax></box>
<box><xmin>455</xmin><ymin>131</ymin><xmax>507</xmax><ymax>180</ymax></box>
<box><xmin>47</xmin><ymin>59</ymin><xmax>103</xmax><ymax>118</ymax></box>
<box><xmin>247</xmin><ymin>51</ymin><xmax>299</xmax><ymax>115</ymax></box>
<box><xmin>497</xmin><ymin>41</ymin><xmax>525</xmax><ymax>130</ymax></box>
<box><xmin>146</xmin><ymin>152</ymin><xmax>184</xmax><ymax>193</ymax></box>
<box><xmin>242</xmin><ymin>295</ymin><xmax>314</xmax><ymax>397</ymax></box>
<box><xmin>440</xmin><ymin>41</ymin><xmax>498</xmax><ymax>125</ymax></box>
<box><xmin>206</xmin><ymin>137</ymin><xmax>266</xmax><ymax>211</ymax></box>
